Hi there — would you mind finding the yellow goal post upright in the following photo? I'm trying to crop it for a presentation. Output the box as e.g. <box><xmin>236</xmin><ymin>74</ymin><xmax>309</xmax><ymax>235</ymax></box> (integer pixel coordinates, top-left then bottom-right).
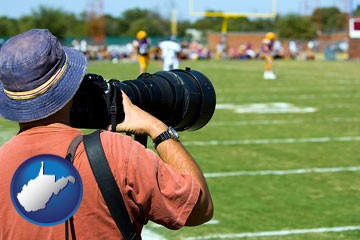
<box><xmin>189</xmin><ymin>0</ymin><xmax>277</xmax><ymax>58</ymax></box>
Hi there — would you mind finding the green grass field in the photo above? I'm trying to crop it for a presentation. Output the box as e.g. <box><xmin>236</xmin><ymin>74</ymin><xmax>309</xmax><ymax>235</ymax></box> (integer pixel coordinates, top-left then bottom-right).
<box><xmin>1</xmin><ymin>58</ymin><xmax>360</xmax><ymax>239</ymax></box>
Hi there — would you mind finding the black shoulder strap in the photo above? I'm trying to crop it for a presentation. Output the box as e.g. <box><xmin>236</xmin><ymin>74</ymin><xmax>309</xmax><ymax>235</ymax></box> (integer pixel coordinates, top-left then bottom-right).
<box><xmin>65</xmin><ymin>135</ymin><xmax>83</xmax><ymax>240</ymax></box>
<box><xmin>83</xmin><ymin>130</ymin><xmax>137</xmax><ymax>240</ymax></box>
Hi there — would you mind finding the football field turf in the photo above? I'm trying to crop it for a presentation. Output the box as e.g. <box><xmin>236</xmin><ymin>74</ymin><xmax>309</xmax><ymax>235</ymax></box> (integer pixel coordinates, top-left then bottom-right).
<box><xmin>1</xmin><ymin>58</ymin><xmax>360</xmax><ymax>239</ymax></box>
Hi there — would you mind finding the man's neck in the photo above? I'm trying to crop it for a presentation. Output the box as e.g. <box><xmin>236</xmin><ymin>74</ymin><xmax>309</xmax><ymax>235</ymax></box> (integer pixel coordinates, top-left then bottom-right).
<box><xmin>18</xmin><ymin>102</ymin><xmax>72</xmax><ymax>133</ymax></box>
<box><xmin>18</xmin><ymin>119</ymin><xmax>69</xmax><ymax>134</ymax></box>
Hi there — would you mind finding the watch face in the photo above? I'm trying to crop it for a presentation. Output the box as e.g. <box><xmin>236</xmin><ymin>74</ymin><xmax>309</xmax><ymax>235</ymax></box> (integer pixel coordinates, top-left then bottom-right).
<box><xmin>169</xmin><ymin>126</ymin><xmax>179</xmax><ymax>138</ymax></box>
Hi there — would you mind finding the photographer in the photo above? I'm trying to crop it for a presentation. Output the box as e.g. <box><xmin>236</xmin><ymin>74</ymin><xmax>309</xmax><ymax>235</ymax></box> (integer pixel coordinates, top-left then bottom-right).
<box><xmin>0</xmin><ymin>29</ymin><xmax>213</xmax><ymax>239</ymax></box>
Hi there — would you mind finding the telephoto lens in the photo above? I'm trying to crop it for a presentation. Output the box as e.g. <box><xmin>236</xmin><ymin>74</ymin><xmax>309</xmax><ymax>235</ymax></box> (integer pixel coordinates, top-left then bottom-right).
<box><xmin>70</xmin><ymin>67</ymin><xmax>216</xmax><ymax>131</ymax></box>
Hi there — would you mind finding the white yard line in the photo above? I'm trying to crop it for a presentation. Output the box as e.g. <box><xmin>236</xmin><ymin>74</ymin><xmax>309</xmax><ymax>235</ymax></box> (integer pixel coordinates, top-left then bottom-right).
<box><xmin>182</xmin><ymin>226</ymin><xmax>360</xmax><ymax>240</ymax></box>
<box><xmin>204</xmin><ymin>166</ymin><xmax>360</xmax><ymax>178</ymax></box>
<box><xmin>216</xmin><ymin>93</ymin><xmax>360</xmax><ymax>101</ymax></box>
<box><xmin>142</xmin><ymin>227</ymin><xmax>167</xmax><ymax>240</ymax></box>
<box><xmin>208</xmin><ymin>117</ymin><xmax>360</xmax><ymax>126</ymax></box>
<box><xmin>182</xmin><ymin>136</ymin><xmax>360</xmax><ymax>147</ymax></box>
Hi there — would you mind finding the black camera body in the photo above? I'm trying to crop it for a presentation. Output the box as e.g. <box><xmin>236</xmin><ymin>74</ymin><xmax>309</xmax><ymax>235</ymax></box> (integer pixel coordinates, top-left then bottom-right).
<box><xmin>70</xmin><ymin>68</ymin><xmax>216</xmax><ymax>132</ymax></box>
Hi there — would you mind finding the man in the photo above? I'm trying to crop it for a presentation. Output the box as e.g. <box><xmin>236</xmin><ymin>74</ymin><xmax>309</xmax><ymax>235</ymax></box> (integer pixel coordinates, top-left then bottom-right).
<box><xmin>261</xmin><ymin>32</ymin><xmax>277</xmax><ymax>80</ymax></box>
<box><xmin>158</xmin><ymin>36</ymin><xmax>181</xmax><ymax>71</ymax></box>
<box><xmin>0</xmin><ymin>29</ymin><xmax>213</xmax><ymax>239</ymax></box>
<box><xmin>133</xmin><ymin>30</ymin><xmax>151</xmax><ymax>74</ymax></box>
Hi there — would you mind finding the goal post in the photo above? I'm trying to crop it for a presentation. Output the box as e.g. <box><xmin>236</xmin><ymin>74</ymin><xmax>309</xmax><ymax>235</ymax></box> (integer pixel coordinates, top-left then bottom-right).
<box><xmin>189</xmin><ymin>0</ymin><xmax>277</xmax><ymax>19</ymax></box>
<box><xmin>188</xmin><ymin>0</ymin><xmax>277</xmax><ymax>58</ymax></box>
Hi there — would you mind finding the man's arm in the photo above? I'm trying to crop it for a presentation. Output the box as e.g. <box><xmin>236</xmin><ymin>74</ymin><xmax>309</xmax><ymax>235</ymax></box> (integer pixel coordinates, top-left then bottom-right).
<box><xmin>156</xmin><ymin>138</ymin><xmax>213</xmax><ymax>225</ymax></box>
<box><xmin>114</xmin><ymin>91</ymin><xmax>214</xmax><ymax>225</ymax></box>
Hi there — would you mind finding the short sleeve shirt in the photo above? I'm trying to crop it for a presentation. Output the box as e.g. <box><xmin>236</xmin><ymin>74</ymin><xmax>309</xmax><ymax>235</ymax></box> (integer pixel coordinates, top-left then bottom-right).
<box><xmin>0</xmin><ymin>123</ymin><xmax>200</xmax><ymax>239</ymax></box>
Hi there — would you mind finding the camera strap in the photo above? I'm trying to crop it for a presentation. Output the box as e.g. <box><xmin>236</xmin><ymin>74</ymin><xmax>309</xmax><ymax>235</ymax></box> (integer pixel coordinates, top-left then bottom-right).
<box><xmin>110</xmin><ymin>82</ymin><xmax>118</xmax><ymax>132</ymax></box>
<box><xmin>65</xmin><ymin>135</ymin><xmax>83</xmax><ymax>240</ymax></box>
<box><xmin>83</xmin><ymin>130</ymin><xmax>138</xmax><ymax>240</ymax></box>
<box><xmin>64</xmin><ymin>131</ymin><xmax>137</xmax><ymax>240</ymax></box>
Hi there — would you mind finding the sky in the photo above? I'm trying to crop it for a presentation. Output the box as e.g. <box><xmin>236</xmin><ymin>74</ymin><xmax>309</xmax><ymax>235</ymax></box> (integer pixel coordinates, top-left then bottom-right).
<box><xmin>1</xmin><ymin>0</ymin><xmax>359</xmax><ymax>22</ymax></box>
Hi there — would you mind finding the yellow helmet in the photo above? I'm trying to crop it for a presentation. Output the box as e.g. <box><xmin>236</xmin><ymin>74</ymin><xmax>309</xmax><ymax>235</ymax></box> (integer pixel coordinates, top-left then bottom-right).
<box><xmin>136</xmin><ymin>30</ymin><xmax>147</xmax><ymax>40</ymax></box>
<box><xmin>265</xmin><ymin>32</ymin><xmax>276</xmax><ymax>40</ymax></box>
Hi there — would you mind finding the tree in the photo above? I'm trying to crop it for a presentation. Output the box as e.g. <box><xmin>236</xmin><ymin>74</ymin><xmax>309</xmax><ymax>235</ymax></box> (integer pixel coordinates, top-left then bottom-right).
<box><xmin>228</xmin><ymin>17</ymin><xmax>252</xmax><ymax>32</ymax></box>
<box><xmin>105</xmin><ymin>15</ymin><xmax>129</xmax><ymax>36</ymax></box>
<box><xmin>30</xmin><ymin>6</ymin><xmax>76</xmax><ymax>39</ymax></box>
<box><xmin>65</xmin><ymin>14</ymin><xmax>86</xmax><ymax>37</ymax></box>
<box><xmin>177</xmin><ymin>20</ymin><xmax>192</xmax><ymax>38</ymax></box>
<box><xmin>0</xmin><ymin>5</ymin><xmax>349</xmax><ymax>41</ymax></box>
<box><xmin>354</xmin><ymin>5</ymin><xmax>360</xmax><ymax>16</ymax></box>
<box><xmin>250</xmin><ymin>18</ymin><xmax>276</xmax><ymax>32</ymax></box>
<box><xmin>0</xmin><ymin>17</ymin><xmax>19</xmax><ymax>36</ymax></box>
<box><xmin>16</xmin><ymin>16</ymin><xmax>35</xmax><ymax>34</ymax></box>
<box><xmin>311</xmin><ymin>7</ymin><xmax>348</xmax><ymax>33</ymax></box>
<box><xmin>191</xmin><ymin>13</ymin><xmax>276</xmax><ymax>33</ymax></box>
<box><xmin>118</xmin><ymin>8</ymin><xmax>169</xmax><ymax>37</ymax></box>
<box><xmin>192</xmin><ymin>16</ymin><xmax>223</xmax><ymax>32</ymax></box>
<box><xmin>276</xmin><ymin>14</ymin><xmax>316</xmax><ymax>40</ymax></box>
<box><xmin>126</xmin><ymin>17</ymin><xmax>168</xmax><ymax>37</ymax></box>
<box><xmin>121</xmin><ymin>8</ymin><xmax>153</xmax><ymax>24</ymax></box>
<box><xmin>122</xmin><ymin>9</ymin><xmax>169</xmax><ymax>37</ymax></box>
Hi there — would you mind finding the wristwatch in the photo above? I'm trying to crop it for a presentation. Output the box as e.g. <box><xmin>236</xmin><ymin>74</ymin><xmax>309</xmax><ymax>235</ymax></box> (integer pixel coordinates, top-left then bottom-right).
<box><xmin>152</xmin><ymin>126</ymin><xmax>179</xmax><ymax>148</ymax></box>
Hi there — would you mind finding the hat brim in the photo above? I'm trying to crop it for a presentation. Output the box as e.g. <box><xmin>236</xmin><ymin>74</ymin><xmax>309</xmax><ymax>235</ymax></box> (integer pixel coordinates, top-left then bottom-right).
<box><xmin>0</xmin><ymin>47</ymin><xmax>87</xmax><ymax>123</ymax></box>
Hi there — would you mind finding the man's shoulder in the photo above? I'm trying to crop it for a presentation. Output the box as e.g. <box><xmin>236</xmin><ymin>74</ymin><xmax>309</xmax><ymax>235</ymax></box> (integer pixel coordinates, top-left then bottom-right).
<box><xmin>98</xmin><ymin>131</ymin><xmax>136</xmax><ymax>149</ymax></box>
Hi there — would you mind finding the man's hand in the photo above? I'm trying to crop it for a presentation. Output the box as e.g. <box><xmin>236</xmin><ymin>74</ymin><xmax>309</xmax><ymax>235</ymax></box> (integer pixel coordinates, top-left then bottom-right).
<box><xmin>113</xmin><ymin>91</ymin><xmax>167</xmax><ymax>139</ymax></box>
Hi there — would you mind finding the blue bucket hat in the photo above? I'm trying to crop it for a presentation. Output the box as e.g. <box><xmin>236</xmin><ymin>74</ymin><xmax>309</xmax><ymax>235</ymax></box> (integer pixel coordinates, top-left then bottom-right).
<box><xmin>0</xmin><ymin>29</ymin><xmax>87</xmax><ymax>122</ymax></box>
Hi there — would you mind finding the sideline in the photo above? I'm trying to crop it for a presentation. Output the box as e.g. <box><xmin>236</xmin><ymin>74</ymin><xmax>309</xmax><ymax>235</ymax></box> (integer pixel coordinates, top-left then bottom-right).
<box><xmin>181</xmin><ymin>226</ymin><xmax>360</xmax><ymax>240</ymax></box>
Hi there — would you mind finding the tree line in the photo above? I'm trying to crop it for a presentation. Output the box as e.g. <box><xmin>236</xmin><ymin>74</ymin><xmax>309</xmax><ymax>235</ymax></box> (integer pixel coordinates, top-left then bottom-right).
<box><xmin>1</xmin><ymin>5</ymin><xmax>359</xmax><ymax>41</ymax></box>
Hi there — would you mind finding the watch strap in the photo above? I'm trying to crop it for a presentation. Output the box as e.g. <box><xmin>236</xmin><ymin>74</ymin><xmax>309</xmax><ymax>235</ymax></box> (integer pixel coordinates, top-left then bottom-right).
<box><xmin>152</xmin><ymin>127</ymin><xmax>178</xmax><ymax>148</ymax></box>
